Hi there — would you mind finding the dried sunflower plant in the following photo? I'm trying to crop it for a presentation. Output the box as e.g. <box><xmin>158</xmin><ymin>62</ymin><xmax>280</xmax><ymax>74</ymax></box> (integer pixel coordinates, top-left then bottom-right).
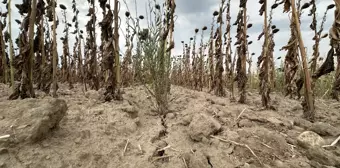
<box><xmin>9</xmin><ymin>0</ymin><xmax>37</xmax><ymax>99</ymax></box>
<box><xmin>257</xmin><ymin>0</ymin><xmax>280</xmax><ymax>109</ymax></box>
<box><xmin>213</xmin><ymin>0</ymin><xmax>226</xmax><ymax>97</ymax></box>
<box><xmin>313</xmin><ymin>2</ymin><xmax>340</xmax><ymax>101</ymax></box>
<box><xmin>280</xmin><ymin>0</ymin><xmax>302</xmax><ymax>99</ymax></box>
<box><xmin>0</xmin><ymin>3</ymin><xmax>8</xmax><ymax>85</ymax></box>
<box><xmin>280</xmin><ymin>0</ymin><xmax>316</xmax><ymax>121</ymax></box>
<box><xmin>234</xmin><ymin>0</ymin><xmax>248</xmax><ymax>104</ymax></box>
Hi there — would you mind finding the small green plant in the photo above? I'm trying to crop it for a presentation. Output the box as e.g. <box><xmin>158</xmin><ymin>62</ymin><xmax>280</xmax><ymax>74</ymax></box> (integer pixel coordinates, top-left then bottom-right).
<box><xmin>134</xmin><ymin>0</ymin><xmax>176</xmax><ymax>114</ymax></box>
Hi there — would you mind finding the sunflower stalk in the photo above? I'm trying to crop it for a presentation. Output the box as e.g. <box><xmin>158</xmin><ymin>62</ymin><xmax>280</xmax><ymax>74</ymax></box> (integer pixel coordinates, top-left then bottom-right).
<box><xmin>281</xmin><ymin>0</ymin><xmax>302</xmax><ymax>99</ymax></box>
<box><xmin>291</xmin><ymin>0</ymin><xmax>316</xmax><ymax>121</ymax></box>
<box><xmin>208</xmin><ymin>13</ymin><xmax>217</xmax><ymax>91</ymax></box>
<box><xmin>235</xmin><ymin>0</ymin><xmax>248</xmax><ymax>104</ymax></box>
<box><xmin>27</xmin><ymin>0</ymin><xmax>37</xmax><ymax>97</ymax></box>
<box><xmin>52</xmin><ymin>0</ymin><xmax>58</xmax><ymax>97</ymax></box>
<box><xmin>9</xmin><ymin>0</ymin><xmax>14</xmax><ymax>90</ymax></box>
<box><xmin>0</xmin><ymin>12</ymin><xmax>7</xmax><ymax>85</ymax></box>
<box><xmin>225</xmin><ymin>0</ymin><xmax>232</xmax><ymax>93</ymax></box>
<box><xmin>214</xmin><ymin>0</ymin><xmax>226</xmax><ymax>96</ymax></box>
<box><xmin>191</xmin><ymin>29</ymin><xmax>198</xmax><ymax>89</ymax></box>
<box><xmin>313</xmin><ymin>1</ymin><xmax>340</xmax><ymax>101</ymax></box>
<box><xmin>197</xmin><ymin>27</ymin><xmax>207</xmax><ymax>90</ymax></box>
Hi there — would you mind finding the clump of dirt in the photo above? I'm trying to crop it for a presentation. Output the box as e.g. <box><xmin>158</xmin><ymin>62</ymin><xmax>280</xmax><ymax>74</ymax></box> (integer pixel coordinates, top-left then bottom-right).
<box><xmin>0</xmin><ymin>98</ymin><xmax>67</xmax><ymax>144</ymax></box>
<box><xmin>188</xmin><ymin>113</ymin><xmax>221</xmax><ymax>142</ymax></box>
<box><xmin>0</xmin><ymin>83</ymin><xmax>339</xmax><ymax>168</ymax></box>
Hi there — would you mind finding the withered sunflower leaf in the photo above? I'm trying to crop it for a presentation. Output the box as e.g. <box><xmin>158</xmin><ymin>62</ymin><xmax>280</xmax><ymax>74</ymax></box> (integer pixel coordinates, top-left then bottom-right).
<box><xmin>60</xmin><ymin>4</ymin><xmax>67</xmax><ymax>10</ymax></box>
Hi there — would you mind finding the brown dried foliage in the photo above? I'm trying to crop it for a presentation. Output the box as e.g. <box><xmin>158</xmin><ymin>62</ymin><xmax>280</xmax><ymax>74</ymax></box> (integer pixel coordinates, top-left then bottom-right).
<box><xmin>9</xmin><ymin>0</ymin><xmax>37</xmax><ymax>99</ymax></box>
<box><xmin>208</xmin><ymin>14</ymin><xmax>216</xmax><ymax>91</ymax></box>
<box><xmin>280</xmin><ymin>1</ymin><xmax>302</xmax><ymax>99</ymax></box>
<box><xmin>234</xmin><ymin>3</ymin><xmax>248</xmax><ymax>103</ymax></box>
<box><xmin>213</xmin><ymin>0</ymin><xmax>226</xmax><ymax>97</ymax></box>
<box><xmin>191</xmin><ymin>30</ymin><xmax>198</xmax><ymax>89</ymax></box>
<box><xmin>224</xmin><ymin>0</ymin><xmax>232</xmax><ymax>91</ymax></box>
<box><xmin>84</xmin><ymin>0</ymin><xmax>99</xmax><ymax>90</ymax></box>
<box><xmin>257</xmin><ymin>0</ymin><xmax>271</xmax><ymax>108</ymax></box>
<box><xmin>0</xmin><ymin>13</ymin><xmax>8</xmax><ymax>84</ymax></box>
<box><xmin>314</xmin><ymin>1</ymin><xmax>340</xmax><ymax>101</ymax></box>
<box><xmin>99</xmin><ymin>1</ymin><xmax>121</xmax><ymax>101</ymax></box>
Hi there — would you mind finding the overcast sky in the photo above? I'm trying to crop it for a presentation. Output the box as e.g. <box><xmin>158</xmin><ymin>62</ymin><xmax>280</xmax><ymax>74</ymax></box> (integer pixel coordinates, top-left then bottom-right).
<box><xmin>0</xmin><ymin>0</ymin><xmax>336</xmax><ymax>70</ymax></box>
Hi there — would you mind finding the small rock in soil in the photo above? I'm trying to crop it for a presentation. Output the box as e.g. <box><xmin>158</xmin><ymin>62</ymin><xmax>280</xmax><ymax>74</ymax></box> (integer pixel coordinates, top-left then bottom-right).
<box><xmin>80</xmin><ymin>130</ymin><xmax>91</xmax><ymax>139</ymax></box>
<box><xmin>212</xmin><ymin>99</ymin><xmax>226</xmax><ymax>106</ymax></box>
<box><xmin>221</xmin><ymin>130</ymin><xmax>240</xmax><ymax>141</ymax></box>
<box><xmin>152</xmin><ymin>140</ymin><xmax>168</xmax><ymax>157</ymax></box>
<box><xmin>267</xmin><ymin>117</ymin><xmax>283</xmax><ymax>126</ymax></box>
<box><xmin>252</xmin><ymin>99</ymin><xmax>262</xmax><ymax>106</ymax></box>
<box><xmin>0</xmin><ymin>148</ymin><xmax>8</xmax><ymax>155</ymax></box>
<box><xmin>309</xmin><ymin>160</ymin><xmax>337</xmax><ymax>168</ymax></box>
<box><xmin>291</xmin><ymin>104</ymin><xmax>303</xmax><ymax>111</ymax></box>
<box><xmin>206</xmin><ymin>98</ymin><xmax>215</xmax><ymax>104</ymax></box>
<box><xmin>134</xmin><ymin>117</ymin><xmax>141</xmax><ymax>126</ymax></box>
<box><xmin>182</xmin><ymin>151</ymin><xmax>211</xmax><ymax>168</ymax></box>
<box><xmin>188</xmin><ymin>113</ymin><xmax>221</xmax><ymax>142</ymax></box>
<box><xmin>287</xmin><ymin>130</ymin><xmax>303</xmax><ymax>140</ymax></box>
<box><xmin>85</xmin><ymin>90</ymin><xmax>100</xmax><ymax>100</ymax></box>
<box><xmin>241</xmin><ymin>163</ymin><xmax>253</xmax><ymax>168</ymax></box>
<box><xmin>238</xmin><ymin>119</ymin><xmax>254</xmax><ymax>127</ymax></box>
<box><xmin>306</xmin><ymin>146</ymin><xmax>340</xmax><ymax>167</ymax></box>
<box><xmin>297</xmin><ymin>131</ymin><xmax>325</xmax><ymax>149</ymax></box>
<box><xmin>0</xmin><ymin>162</ymin><xmax>6</xmax><ymax>168</ymax></box>
<box><xmin>274</xmin><ymin>160</ymin><xmax>288</xmax><ymax>168</ymax></box>
<box><xmin>201</xmin><ymin>137</ymin><xmax>210</xmax><ymax>144</ymax></box>
<box><xmin>293</xmin><ymin>117</ymin><xmax>312</xmax><ymax>129</ymax></box>
<box><xmin>292</xmin><ymin>126</ymin><xmax>304</xmax><ymax>132</ymax></box>
<box><xmin>41</xmin><ymin>142</ymin><xmax>49</xmax><ymax>148</ymax></box>
<box><xmin>121</xmin><ymin>106</ymin><xmax>139</xmax><ymax>118</ymax></box>
<box><xmin>286</xmin><ymin>137</ymin><xmax>297</xmax><ymax>146</ymax></box>
<box><xmin>179</xmin><ymin>115</ymin><xmax>192</xmax><ymax>126</ymax></box>
<box><xmin>309</xmin><ymin>122</ymin><xmax>340</xmax><ymax>136</ymax></box>
<box><xmin>74</xmin><ymin>137</ymin><xmax>82</xmax><ymax>144</ymax></box>
<box><xmin>335</xmin><ymin>104</ymin><xmax>340</xmax><ymax>109</ymax></box>
<box><xmin>74</xmin><ymin>115</ymin><xmax>82</xmax><ymax>122</ymax></box>
<box><xmin>166</xmin><ymin>113</ymin><xmax>175</xmax><ymax>119</ymax></box>
<box><xmin>118</xmin><ymin>121</ymin><xmax>138</xmax><ymax>134</ymax></box>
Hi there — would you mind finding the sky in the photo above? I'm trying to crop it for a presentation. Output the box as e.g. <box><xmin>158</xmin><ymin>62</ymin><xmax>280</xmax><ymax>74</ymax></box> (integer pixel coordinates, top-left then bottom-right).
<box><xmin>0</xmin><ymin>0</ymin><xmax>336</xmax><ymax>71</ymax></box>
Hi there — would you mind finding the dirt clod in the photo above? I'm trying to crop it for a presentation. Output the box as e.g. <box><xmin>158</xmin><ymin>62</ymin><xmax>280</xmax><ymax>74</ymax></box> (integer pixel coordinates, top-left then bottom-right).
<box><xmin>188</xmin><ymin>113</ymin><xmax>221</xmax><ymax>142</ymax></box>
<box><xmin>0</xmin><ymin>98</ymin><xmax>67</xmax><ymax>145</ymax></box>
<box><xmin>306</xmin><ymin>146</ymin><xmax>340</xmax><ymax>167</ymax></box>
<box><xmin>273</xmin><ymin>160</ymin><xmax>287</xmax><ymax>168</ymax></box>
<box><xmin>0</xmin><ymin>148</ymin><xmax>8</xmax><ymax>155</ymax></box>
<box><xmin>85</xmin><ymin>90</ymin><xmax>100</xmax><ymax>100</ymax></box>
<box><xmin>0</xmin><ymin>162</ymin><xmax>6</xmax><ymax>168</ymax></box>
<box><xmin>121</xmin><ymin>106</ymin><xmax>139</xmax><ymax>118</ymax></box>
<box><xmin>293</xmin><ymin>117</ymin><xmax>312</xmax><ymax>129</ymax></box>
<box><xmin>309</xmin><ymin>122</ymin><xmax>340</xmax><ymax>136</ymax></box>
<box><xmin>166</xmin><ymin>113</ymin><xmax>175</xmax><ymax>119</ymax></box>
<box><xmin>183</xmin><ymin>151</ymin><xmax>212</xmax><ymax>168</ymax></box>
<box><xmin>179</xmin><ymin>114</ymin><xmax>192</xmax><ymax>126</ymax></box>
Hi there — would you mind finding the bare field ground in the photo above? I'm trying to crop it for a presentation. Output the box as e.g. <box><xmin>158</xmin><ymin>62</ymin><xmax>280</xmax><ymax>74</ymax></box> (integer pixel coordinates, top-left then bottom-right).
<box><xmin>0</xmin><ymin>83</ymin><xmax>340</xmax><ymax>168</ymax></box>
